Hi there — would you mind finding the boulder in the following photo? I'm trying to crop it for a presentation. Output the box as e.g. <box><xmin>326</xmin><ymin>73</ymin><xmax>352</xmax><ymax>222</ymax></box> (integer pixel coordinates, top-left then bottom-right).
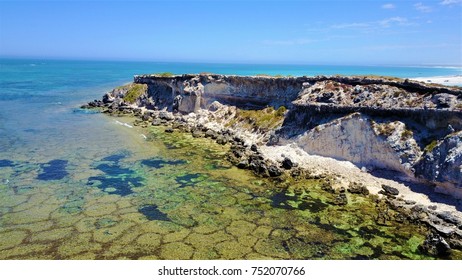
<box><xmin>281</xmin><ymin>157</ymin><xmax>295</xmax><ymax>170</ymax></box>
<box><xmin>332</xmin><ymin>193</ymin><xmax>348</xmax><ymax>205</ymax></box>
<box><xmin>380</xmin><ymin>184</ymin><xmax>399</xmax><ymax>196</ymax></box>
<box><xmin>347</xmin><ymin>182</ymin><xmax>370</xmax><ymax>195</ymax></box>
<box><xmin>205</xmin><ymin>129</ymin><xmax>217</xmax><ymax>139</ymax></box>
<box><xmin>216</xmin><ymin>136</ymin><xmax>228</xmax><ymax>145</ymax></box>
<box><xmin>420</xmin><ymin>232</ymin><xmax>452</xmax><ymax>257</ymax></box>
<box><xmin>237</xmin><ymin>160</ymin><xmax>249</xmax><ymax>169</ymax></box>
<box><xmin>268</xmin><ymin>165</ymin><xmax>282</xmax><ymax>177</ymax></box>
<box><xmin>192</xmin><ymin>129</ymin><xmax>203</xmax><ymax>138</ymax></box>
<box><xmin>159</xmin><ymin>111</ymin><xmax>174</xmax><ymax>121</ymax></box>
<box><xmin>151</xmin><ymin>119</ymin><xmax>161</xmax><ymax>126</ymax></box>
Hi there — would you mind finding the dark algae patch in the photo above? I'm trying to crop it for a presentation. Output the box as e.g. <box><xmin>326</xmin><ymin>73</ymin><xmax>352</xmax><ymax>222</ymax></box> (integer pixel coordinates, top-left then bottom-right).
<box><xmin>0</xmin><ymin>159</ymin><xmax>15</xmax><ymax>167</ymax></box>
<box><xmin>87</xmin><ymin>153</ymin><xmax>143</xmax><ymax>196</ymax></box>
<box><xmin>138</xmin><ymin>205</ymin><xmax>171</xmax><ymax>221</ymax></box>
<box><xmin>141</xmin><ymin>158</ymin><xmax>186</xmax><ymax>169</ymax></box>
<box><xmin>271</xmin><ymin>190</ymin><xmax>328</xmax><ymax>212</ymax></box>
<box><xmin>37</xmin><ymin>159</ymin><xmax>69</xmax><ymax>180</ymax></box>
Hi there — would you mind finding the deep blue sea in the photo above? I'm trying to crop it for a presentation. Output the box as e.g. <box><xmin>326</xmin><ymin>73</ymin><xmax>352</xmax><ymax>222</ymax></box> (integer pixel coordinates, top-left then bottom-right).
<box><xmin>1</xmin><ymin>58</ymin><xmax>461</xmax><ymax>259</ymax></box>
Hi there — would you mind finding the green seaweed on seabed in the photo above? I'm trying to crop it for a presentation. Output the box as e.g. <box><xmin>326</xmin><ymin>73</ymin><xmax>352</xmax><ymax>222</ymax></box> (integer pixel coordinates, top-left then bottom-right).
<box><xmin>0</xmin><ymin>122</ymin><xmax>460</xmax><ymax>260</ymax></box>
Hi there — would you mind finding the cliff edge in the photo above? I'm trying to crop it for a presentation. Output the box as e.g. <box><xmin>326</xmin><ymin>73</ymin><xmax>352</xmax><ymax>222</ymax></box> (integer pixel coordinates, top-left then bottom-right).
<box><xmin>87</xmin><ymin>74</ymin><xmax>462</xmax><ymax>199</ymax></box>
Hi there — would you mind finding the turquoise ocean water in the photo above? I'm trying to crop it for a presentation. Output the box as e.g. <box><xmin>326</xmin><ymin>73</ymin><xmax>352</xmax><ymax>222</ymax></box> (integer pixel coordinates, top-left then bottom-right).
<box><xmin>1</xmin><ymin>58</ymin><xmax>461</xmax><ymax>259</ymax></box>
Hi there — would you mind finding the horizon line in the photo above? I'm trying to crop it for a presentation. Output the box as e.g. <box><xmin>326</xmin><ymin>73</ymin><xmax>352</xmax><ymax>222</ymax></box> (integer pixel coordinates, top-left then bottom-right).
<box><xmin>1</xmin><ymin>55</ymin><xmax>462</xmax><ymax>68</ymax></box>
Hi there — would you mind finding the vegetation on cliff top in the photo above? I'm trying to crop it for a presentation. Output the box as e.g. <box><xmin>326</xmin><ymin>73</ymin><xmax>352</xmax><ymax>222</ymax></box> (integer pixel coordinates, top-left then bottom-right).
<box><xmin>227</xmin><ymin>106</ymin><xmax>287</xmax><ymax>131</ymax></box>
<box><xmin>123</xmin><ymin>83</ymin><xmax>147</xmax><ymax>103</ymax></box>
<box><xmin>153</xmin><ymin>72</ymin><xmax>175</xmax><ymax>77</ymax></box>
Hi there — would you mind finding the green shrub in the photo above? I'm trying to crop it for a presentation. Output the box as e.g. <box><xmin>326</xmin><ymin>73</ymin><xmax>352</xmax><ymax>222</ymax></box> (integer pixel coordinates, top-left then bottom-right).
<box><xmin>401</xmin><ymin>129</ymin><xmax>413</xmax><ymax>140</ymax></box>
<box><xmin>229</xmin><ymin>106</ymin><xmax>286</xmax><ymax>131</ymax></box>
<box><xmin>424</xmin><ymin>140</ymin><xmax>438</xmax><ymax>153</ymax></box>
<box><xmin>153</xmin><ymin>72</ymin><xmax>174</xmax><ymax>77</ymax></box>
<box><xmin>124</xmin><ymin>83</ymin><xmax>147</xmax><ymax>103</ymax></box>
<box><xmin>275</xmin><ymin>105</ymin><xmax>287</xmax><ymax>117</ymax></box>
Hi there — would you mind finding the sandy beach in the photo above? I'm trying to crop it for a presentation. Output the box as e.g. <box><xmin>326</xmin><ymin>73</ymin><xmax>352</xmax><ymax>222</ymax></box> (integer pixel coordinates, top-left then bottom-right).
<box><xmin>410</xmin><ymin>75</ymin><xmax>462</xmax><ymax>86</ymax></box>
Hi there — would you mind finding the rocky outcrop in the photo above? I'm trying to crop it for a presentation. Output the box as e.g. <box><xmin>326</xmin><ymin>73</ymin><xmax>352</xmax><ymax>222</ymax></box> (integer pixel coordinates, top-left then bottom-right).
<box><xmin>86</xmin><ymin>73</ymin><xmax>462</xmax><ymax>199</ymax></box>
<box><xmin>130</xmin><ymin>74</ymin><xmax>462</xmax><ymax>113</ymax></box>
<box><xmin>415</xmin><ymin>132</ymin><xmax>462</xmax><ymax>198</ymax></box>
<box><xmin>132</xmin><ymin>74</ymin><xmax>304</xmax><ymax>112</ymax></box>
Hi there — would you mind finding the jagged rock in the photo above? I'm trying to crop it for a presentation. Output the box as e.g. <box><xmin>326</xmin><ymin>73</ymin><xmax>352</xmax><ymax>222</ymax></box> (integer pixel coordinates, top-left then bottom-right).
<box><xmin>347</xmin><ymin>182</ymin><xmax>369</xmax><ymax>195</ymax></box>
<box><xmin>192</xmin><ymin>129</ymin><xmax>203</xmax><ymax>138</ymax></box>
<box><xmin>420</xmin><ymin>232</ymin><xmax>452</xmax><ymax>257</ymax></box>
<box><xmin>165</xmin><ymin>127</ymin><xmax>174</xmax><ymax>133</ymax></box>
<box><xmin>267</xmin><ymin>133</ymin><xmax>280</xmax><ymax>146</ymax></box>
<box><xmin>408</xmin><ymin>205</ymin><xmax>428</xmax><ymax>221</ymax></box>
<box><xmin>151</xmin><ymin>119</ymin><xmax>161</xmax><ymax>126</ymax></box>
<box><xmin>316</xmin><ymin>91</ymin><xmax>335</xmax><ymax>103</ymax></box>
<box><xmin>102</xmin><ymin>93</ymin><xmax>112</xmax><ymax>104</ymax></box>
<box><xmin>404</xmin><ymin>200</ymin><xmax>416</xmax><ymax>205</ymax></box>
<box><xmin>251</xmin><ymin>144</ymin><xmax>258</xmax><ymax>152</ymax></box>
<box><xmin>249</xmin><ymin>158</ymin><xmax>268</xmax><ymax>176</ymax></box>
<box><xmin>173</xmin><ymin>95</ymin><xmax>182</xmax><ymax>112</ymax></box>
<box><xmin>281</xmin><ymin>157</ymin><xmax>295</xmax><ymax>170</ymax></box>
<box><xmin>268</xmin><ymin>165</ymin><xmax>282</xmax><ymax>177</ymax></box>
<box><xmin>205</xmin><ymin>129</ymin><xmax>217</xmax><ymax>139</ymax></box>
<box><xmin>159</xmin><ymin>111</ymin><xmax>174</xmax><ymax>121</ymax></box>
<box><xmin>332</xmin><ymin>193</ymin><xmax>348</xmax><ymax>205</ymax></box>
<box><xmin>321</xmin><ymin>181</ymin><xmax>335</xmax><ymax>193</ymax></box>
<box><xmin>216</xmin><ymin>136</ymin><xmax>228</xmax><ymax>145</ymax></box>
<box><xmin>437</xmin><ymin>211</ymin><xmax>461</xmax><ymax>226</ymax></box>
<box><xmin>237</xmin><ymin>160</ymin><xmax>249</xmax><ymax>169</ymax></box>
<box><xmin>415</xmin><ymin>131</ymin><xmax>462</xmax><ymax>199</ymax></box>
<box><xmin>208</xmin><ymin>101</ymin><xmax>223</xmax><ymax>112</ymax></box>
<box><xmin>142</xmin><ymin>113</ymin><xmax>151</xmax><ymax>121</ymax></box>
<box><xmin>380</xmin><ymin>184</ymin><xmax>399</xmax><ymax>196</ymax></box>
<box><xmin>432</xmin><ymin>93</ymin><xmax>457</xmax><ymax>108</ymax></box>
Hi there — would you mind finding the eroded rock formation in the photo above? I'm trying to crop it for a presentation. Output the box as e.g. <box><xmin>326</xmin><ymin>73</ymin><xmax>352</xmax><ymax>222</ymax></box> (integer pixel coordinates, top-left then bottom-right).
<box><xmin>88</xmin><ymin>74</ymin><xmax>462</xmax><ymax>198</ymax></box>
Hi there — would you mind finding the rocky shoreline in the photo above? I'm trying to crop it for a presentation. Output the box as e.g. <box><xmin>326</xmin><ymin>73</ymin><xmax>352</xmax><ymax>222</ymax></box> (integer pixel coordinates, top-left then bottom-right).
<box><xmin>83</xmin><ymin>74</ymin><xmax>462</xmax><ymax>258</ymax></box>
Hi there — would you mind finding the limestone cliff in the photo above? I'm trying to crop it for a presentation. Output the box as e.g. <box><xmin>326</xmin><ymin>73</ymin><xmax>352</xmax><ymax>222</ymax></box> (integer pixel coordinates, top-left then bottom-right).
<box><xmin>415</xmin><ymin>132</ymin><xmax>462</xmax><ymax>198</ymax></box>
<box><xmin>286</xmin><ymin>113</ymin><xmax>419</xmax><ymax>176</ymax></box>
<box><xmin>94</xmin><ymin>73</ymin><xmax>462</xmax><ymax>198</ymax></box>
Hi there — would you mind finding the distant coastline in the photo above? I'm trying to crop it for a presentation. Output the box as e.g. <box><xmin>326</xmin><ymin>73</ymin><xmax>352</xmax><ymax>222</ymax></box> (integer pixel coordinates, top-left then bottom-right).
<box><xmin>410</xmin><ymin>75</ymin><xmax>462</xmax><ymax>87</ymax></box>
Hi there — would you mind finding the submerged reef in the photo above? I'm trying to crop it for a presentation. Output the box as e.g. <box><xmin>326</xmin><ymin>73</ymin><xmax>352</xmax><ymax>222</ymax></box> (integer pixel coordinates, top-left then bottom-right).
<box><xmin>83</xmin><ymin>73</ymin><xmax>462</xmax><ymax>259</ymax></box>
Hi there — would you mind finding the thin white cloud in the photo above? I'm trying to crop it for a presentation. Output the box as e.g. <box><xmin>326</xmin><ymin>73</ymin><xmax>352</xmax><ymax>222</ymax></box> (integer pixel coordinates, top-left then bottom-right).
<box><xmin>364</xmin><ymin>43</ymin><xmax>457</xmax><ymax>51</ymax></box>
<box><xmin>382</xmin><ymin>3</ymin><xmax>395</xmax><ymax>9</ymax></box>
<box><xmin>262</xmin><ymin>39</ymin><xmax>316</xmax><ymax>46</ymax></box>
<box><xmin>379</xmin><ymin>17</ymin><xmax>412</xmax><ymax>27</ymax></box>
<box><xmin>331</xmin><ymin>23</ymin><xmax>371</xmax><ymax>29</ymax></box>
<box><xmin>440</xmin><ymin>0</ymin><xmax>462</xmax><ymax>5</ymax></box>
<box><xmin>330</xmin><ymin>17</ymin><xmax>414</xmax><ymax>31</ymax></box>
<box><xmin>414</xmin><ymin>2</ymin><xmax>432</xmax><ymax>12</ymax></box>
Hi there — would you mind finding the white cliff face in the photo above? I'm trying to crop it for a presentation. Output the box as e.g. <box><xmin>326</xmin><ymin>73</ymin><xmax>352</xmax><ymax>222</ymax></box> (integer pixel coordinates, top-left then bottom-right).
<box><xmin>416</xmin><ymin>131</ymin><xmax>462</xmax><ymax>198</ymax></box>
<box><xmin>372</xmin><ymin>120</ymin><xmax>422</xmax><ymax>168</ymax></box>
<box><xmin>180</xmin><ymin>77</ymin><xmax>204</xmax><ymax>113</ymax></box>
<box><xmin>287</xmin><ymin>113</ymin><xmax>419</xmax><ymax>175</ymax></box>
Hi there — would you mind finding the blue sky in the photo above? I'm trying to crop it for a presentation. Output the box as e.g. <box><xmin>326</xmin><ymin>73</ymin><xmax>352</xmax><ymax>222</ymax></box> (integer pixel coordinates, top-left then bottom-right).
<box><xmin>0</xmin><ymin>0</ymin><xmax>461</xmax><ymax>65</ymax></box>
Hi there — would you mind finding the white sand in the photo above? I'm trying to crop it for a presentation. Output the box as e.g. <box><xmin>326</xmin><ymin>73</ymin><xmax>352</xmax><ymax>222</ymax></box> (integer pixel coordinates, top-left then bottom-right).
<box><xmin>260</xmin><ymin>144</ymin><xmax>462</xmax><ymax>219</ymax></box>
<box><xmin>410</xmin><ymin>75</ymin><xmax>462</xmax><ymax>86</ymax></box>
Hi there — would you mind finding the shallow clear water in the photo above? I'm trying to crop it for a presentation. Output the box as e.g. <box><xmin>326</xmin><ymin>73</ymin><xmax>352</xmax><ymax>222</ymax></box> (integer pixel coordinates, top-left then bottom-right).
<box><xmin>1</xmin><ymin>59</ymin><xmax>461</xmax><ymax>259</ymax></box>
